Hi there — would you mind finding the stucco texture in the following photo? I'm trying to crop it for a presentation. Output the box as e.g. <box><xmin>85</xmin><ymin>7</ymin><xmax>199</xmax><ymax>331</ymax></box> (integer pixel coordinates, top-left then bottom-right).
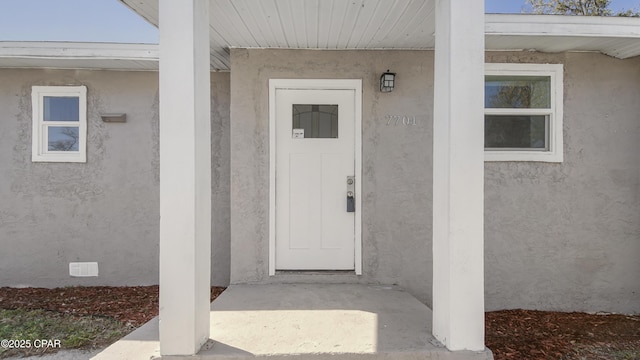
<box><xmin>2</xmin><ymin>50</ymin><xmax>637</xmax><ymax>314</ymax></box>
<box><xmin>484</xmin><ymin>52</ymin><xmax>640</xmax><ymax>314</ymax></box>
<box><xmin>229</xmin><ymin>49</ymin><xmax>434</xmax><ymax>302</ymax></box>
<box><xmin>229</xmin><ymin>49</ymin><xmax>639</xmax><ymax>313</ymax></box>
<box><xmin>0</xmin><ymin>69</ymin><xmax>231</xmax><ymax>287</ymax></box>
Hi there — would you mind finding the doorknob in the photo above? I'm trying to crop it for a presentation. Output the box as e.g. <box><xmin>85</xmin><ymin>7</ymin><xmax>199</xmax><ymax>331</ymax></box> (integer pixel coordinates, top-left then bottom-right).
<box><xmin>347</xmin><ymin>176</ymin><xmax>355</xmax><ymax>212</ymax></box>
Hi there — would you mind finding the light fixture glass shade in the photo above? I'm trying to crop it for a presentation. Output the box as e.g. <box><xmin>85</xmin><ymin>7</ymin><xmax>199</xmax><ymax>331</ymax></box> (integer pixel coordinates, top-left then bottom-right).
<box><xmin>380</xmin><ymin>71</ymin><xmax>396</xmax><ymax>92</ymax></box>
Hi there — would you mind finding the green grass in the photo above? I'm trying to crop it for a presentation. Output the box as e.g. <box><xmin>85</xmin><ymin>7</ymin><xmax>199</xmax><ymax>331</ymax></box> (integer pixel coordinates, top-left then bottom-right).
<box><xmin>0</xmin><ymin>309</ymin><xmax>131</xmax><ymax>358</ymax></box>
<box><xmin>566</xmin><ymin>342</ymin><xmax>640</xmax><ymax>360</ymax></box>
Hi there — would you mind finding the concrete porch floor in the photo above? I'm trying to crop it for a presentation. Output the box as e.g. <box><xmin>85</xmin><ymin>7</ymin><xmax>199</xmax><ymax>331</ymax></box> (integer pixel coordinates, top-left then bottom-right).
<box><xmin>92</xmin><ymin>284</ymin><xmax>493</xmax><ymax>360</ymax></box>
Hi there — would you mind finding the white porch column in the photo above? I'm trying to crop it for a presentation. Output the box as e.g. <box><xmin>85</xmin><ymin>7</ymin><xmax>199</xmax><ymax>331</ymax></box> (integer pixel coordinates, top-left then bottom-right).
<box><xmin>158</xmin><ymin>0</ymin><xmax>211</xmax><ymax>355</ymax></box>
<box><xmin>432</xmin><ymin>0</ymin><xmax>485</xmax><ymax>352</ymax></box>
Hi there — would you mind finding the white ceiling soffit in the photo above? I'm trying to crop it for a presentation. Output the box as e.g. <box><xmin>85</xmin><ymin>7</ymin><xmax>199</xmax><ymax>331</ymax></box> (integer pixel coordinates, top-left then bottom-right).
<box><xmin>0</xmin><ymin>42</ymin><xmax>159</xmax><ymax>70</ymax></box>
<box><xmin>120</xmin><ymin>1</ymin><xmax>640</xmax><ymax>71</ymax></box>
<box><xmin>121</xmin><ymin>0</ymin><xmax>437</xmax><ymax>70</ymax></box>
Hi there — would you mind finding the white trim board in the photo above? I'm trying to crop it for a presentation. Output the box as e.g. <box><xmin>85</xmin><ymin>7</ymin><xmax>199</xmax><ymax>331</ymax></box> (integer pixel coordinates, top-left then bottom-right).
<box><xmin>0</xmin><ymin>42</ymin><xmax>158</xmax><ymax>60</ymax></box>
<box><xmin>485</xmin><ymin>14</ymin><xmax>640</xmax><ymax>38</ymax></box>
<box><xmin>0</xmin><ymin>42</ymin><xmax>159</xmax><ymax>71</ymax></box>
<box><xmin>268</xmin><ymin>79</ymin><xmax>363</xmax><ymax>276</ymax></box>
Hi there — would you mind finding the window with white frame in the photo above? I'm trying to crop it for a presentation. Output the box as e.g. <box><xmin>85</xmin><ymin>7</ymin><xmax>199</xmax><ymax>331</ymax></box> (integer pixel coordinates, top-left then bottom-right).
<box><xmin>484</xmin><ymin>63</ymin><xmax>563</xmax><ymax>162</ymax></box>
<box><xmin>31</xmin><ymin>86</ymin><xmax>87</xmax><ymax>163</ymax></box>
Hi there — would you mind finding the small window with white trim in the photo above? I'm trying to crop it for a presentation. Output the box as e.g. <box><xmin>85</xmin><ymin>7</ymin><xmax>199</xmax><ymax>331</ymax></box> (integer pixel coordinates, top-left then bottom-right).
<box><xmin>31</xmin><ymin>86</ymin><xmax>87</xmax><ymax>163</ymax></box>
<box><xmin>485</xmin><ymin>64</ymin><xmax>563</xmax><ymax>162</ymax></box>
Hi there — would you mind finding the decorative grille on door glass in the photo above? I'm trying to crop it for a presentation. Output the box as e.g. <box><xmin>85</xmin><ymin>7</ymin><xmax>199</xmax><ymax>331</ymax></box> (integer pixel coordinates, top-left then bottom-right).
<box><xmin>292</xmin><ymin>104</ymin><xmax>338</xmax><ymax>138</ymax></box>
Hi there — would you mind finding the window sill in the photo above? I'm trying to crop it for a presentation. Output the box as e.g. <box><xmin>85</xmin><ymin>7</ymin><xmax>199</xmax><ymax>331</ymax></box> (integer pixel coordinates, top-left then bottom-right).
<box><xmin>485</xmin><ymin>150</ymin><xmax>563</xmax><ymax>163</ymax></box>
<box><xmin>32</xmin><ymin>154</ymin><xmax>86</xmax><ymax>163</ymax></box>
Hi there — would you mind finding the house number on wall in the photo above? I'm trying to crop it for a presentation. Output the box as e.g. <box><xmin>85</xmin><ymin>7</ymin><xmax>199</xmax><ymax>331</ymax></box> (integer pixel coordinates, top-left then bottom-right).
<box><xmin>385</xmin><ymin>115</ymin><xmax>417</xmax><ymax>126</ymax></box>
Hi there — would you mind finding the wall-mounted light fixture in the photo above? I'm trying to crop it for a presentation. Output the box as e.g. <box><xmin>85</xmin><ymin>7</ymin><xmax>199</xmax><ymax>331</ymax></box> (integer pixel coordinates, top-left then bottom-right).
<box><xmin>101</xmin><ymin>113</ymin><xmax>127</xmax><ymax>123</ymax></box>
<box><xmin>380</xmin><ymin>70</ymin><xmax>396</xmax><ymax>93</ymax></box>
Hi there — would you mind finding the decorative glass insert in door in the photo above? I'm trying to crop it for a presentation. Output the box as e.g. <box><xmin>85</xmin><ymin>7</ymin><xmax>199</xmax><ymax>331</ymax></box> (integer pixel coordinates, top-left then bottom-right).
<box><xmin>292</xmin><ymin>104</ymin><xmax>338</xmax><ymax>138</ymax></box>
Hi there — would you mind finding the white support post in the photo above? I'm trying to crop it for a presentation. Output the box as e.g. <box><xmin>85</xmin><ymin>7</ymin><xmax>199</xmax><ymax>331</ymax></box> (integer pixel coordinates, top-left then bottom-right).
<box><xmin>158</xmin><ymin>0</ymin><xmax>211</xmax><ymax>355</ymax></box>
<box><xmin>432</xmin><ymin>0</ymin><xmax>485</xmax><ymax>352</ymax></box>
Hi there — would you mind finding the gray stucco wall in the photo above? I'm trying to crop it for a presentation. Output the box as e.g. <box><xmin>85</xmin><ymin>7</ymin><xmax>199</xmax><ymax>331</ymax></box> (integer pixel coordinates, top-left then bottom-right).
<box><xmin>0</xmin><ymin>69</ymin><xmax>231</xmax><ymax>287</ymax></box>
<box><xmin>229</xmin><ymin>48</ymin><xmax>640</xmax><ymax>314</ymax></box>
<box><xmin>2</xmin><ymin>50</ymin><xmax>637</xmax><ymax>313</ymax></box>
<box><xmin>484</xmin><ymin>52</ymin><xmax>640</xmax><ymax>313</ymax></box>
<box><xmin>210</xmin><ymin>72</ymin><xmax>231</xmax><ymax>286</ymax></box>
<box><xmin>229</xmin><ymin>49</ymin><xmax>433</xmax><ymax>300</ymax></box>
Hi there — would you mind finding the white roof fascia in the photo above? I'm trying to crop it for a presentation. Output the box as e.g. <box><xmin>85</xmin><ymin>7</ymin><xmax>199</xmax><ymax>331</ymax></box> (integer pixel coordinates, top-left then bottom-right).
<box><xmin>0</xmin><ymin>41</ymin><xmax>158</xmax><ymax>61</ymax></box>
<box><xmin>486</xmin><ymin>14</ymin><xmax>640</xmax><ymax>39</ymax></box>
<box><xmin>3</xmin><ymin>12</ymin><xmax>640</xmax><ymax>71</ymax></box>
<box><xmin>0</xmin><ymin>41</ymin><xmax>159</xmax><ymax>71</ymax></box>
<box><xmin>485</xmin><ymin>14</ymin><xmax>640</xmax><ymax>58</ymax></box>
<box><xmin>117</xmin><ymin>0</ymin><xmax>158</xmax><ymax>31</ymax></box>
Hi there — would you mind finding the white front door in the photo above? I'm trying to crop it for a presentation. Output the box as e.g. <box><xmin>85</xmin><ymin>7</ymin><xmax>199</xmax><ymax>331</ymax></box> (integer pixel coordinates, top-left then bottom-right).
<box><xmin>274</xmin><ymin>87</ymin><xmax>356</xmax><ymax>270</ymax></box>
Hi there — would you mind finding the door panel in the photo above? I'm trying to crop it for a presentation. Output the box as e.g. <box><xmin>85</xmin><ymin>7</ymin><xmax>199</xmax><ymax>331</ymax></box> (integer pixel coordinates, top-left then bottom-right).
<box><xmin>275</xmin><ymin>88</ymin><xmax>355</xmax><ymax>270</ymax></box>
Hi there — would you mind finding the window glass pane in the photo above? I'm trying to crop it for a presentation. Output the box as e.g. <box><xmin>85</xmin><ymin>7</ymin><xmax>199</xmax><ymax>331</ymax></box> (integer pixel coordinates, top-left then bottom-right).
<box><xmin>44</xmin><ymin>96</ymin><xmax>79</xmax><ymax>121</ymax></box>
<box><xmin>48</xmin><ymin>126</ymin><xmax>79</xmax><ymax>151</ymax></box>
<box><xmin>485</xmin><ymin>76</ymin><xmax>550</xmax><ymax>109</ymax></box>
<box><xmin>292</xmin><ymin>104</ymin><xmax>338</xmax><ymax>138</ymax></box>
<box><xmin>485</xmin><ymin>115</ymin><xmax>547</xmax><ymax>149</ymax></box>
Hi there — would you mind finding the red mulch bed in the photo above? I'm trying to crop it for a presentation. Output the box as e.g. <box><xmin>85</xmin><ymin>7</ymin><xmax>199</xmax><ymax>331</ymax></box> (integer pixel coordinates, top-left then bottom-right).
<box><xmin>0</xmin><ymin>286</ymin><xmax>225</xmax><ymax>327</ymax></box>
<box><xmin>1</xmin><ymin>286</ymin><xmax>638</xmax><ymax>359</ymax></box>
<box><xmin>486</xmin><ymin>309</ymin><xmax>640</xmax><ymax>359</ymax></box>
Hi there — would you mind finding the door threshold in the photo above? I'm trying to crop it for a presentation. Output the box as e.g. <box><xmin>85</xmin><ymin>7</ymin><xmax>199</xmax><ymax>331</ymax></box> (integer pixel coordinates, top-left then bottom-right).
<box><xmin>275</xmin><ymin>270</ymin><xmax>356</xmax><ymax>276</ymax></box>
<box><xmin>266</xmin><ymin>270</ymin><xmax>361</xmax><ymax>284</ymax></box>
